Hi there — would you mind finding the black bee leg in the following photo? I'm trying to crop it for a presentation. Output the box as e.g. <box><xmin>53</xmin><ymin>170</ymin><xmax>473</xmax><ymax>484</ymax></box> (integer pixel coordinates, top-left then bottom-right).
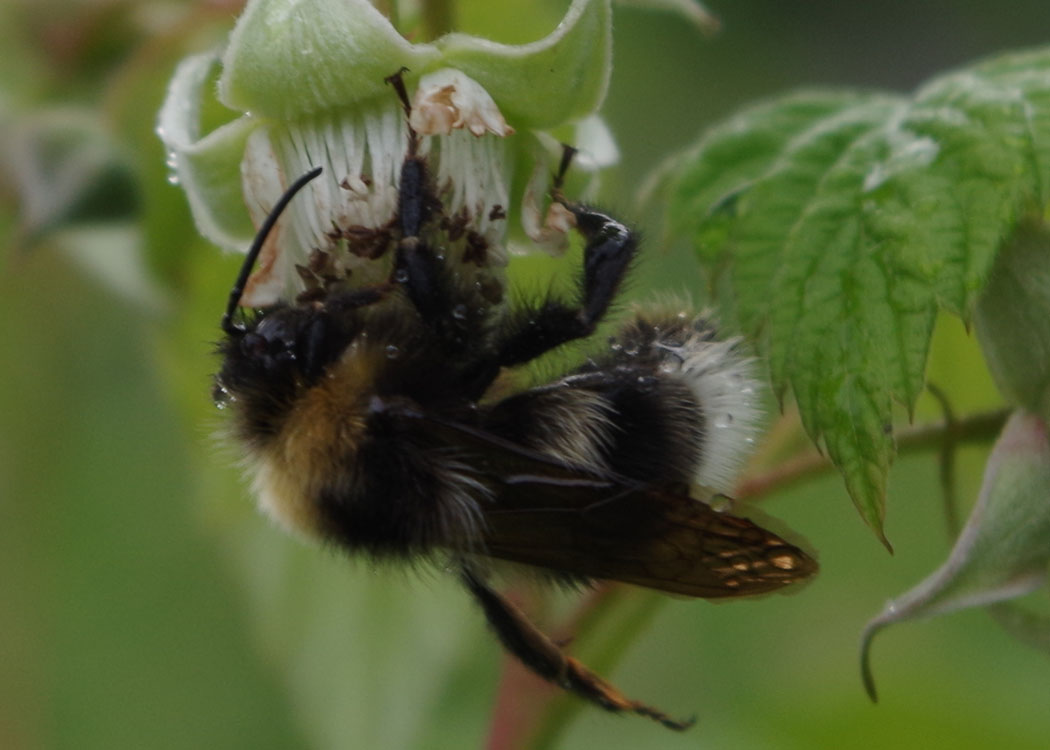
<box><xmin>459</xmin><ymin>565</ymin><xmax>694</xmax><ymax>731</ymax></box>
<box><xmin>486</xmin><ymin>143</ymin><xmax>634</xmax><ymax>370</ymax></box>
<box><xmin>459</xmin><ymin>197</ymin><xmax>637</xmax><ymax>397</ymax></box>
<box><xmin>567</xmin><ymin>200</ymin><xmax>637</xmax><ymax>332</ymax></box>
<box><xmin>392</xmin><ymin>188</ymin><xmax>457</xmax><ymax>337</ymax></box>
<box><xmin>487</xmin><ymin>203</ymin><xmax>636</xmax><ymax>371</ymax></box>
<box><xmin>382</xmin><ymin>69</ymin><xmax>466</xmax><ymax>341</ymax></box>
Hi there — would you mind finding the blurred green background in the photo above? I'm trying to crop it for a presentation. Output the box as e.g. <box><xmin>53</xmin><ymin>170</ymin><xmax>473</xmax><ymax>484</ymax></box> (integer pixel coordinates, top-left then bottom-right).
<box><xmin>2</xmin><ymin>1</ymin><xmax>1049</xmax><ymax>748</ymax></box>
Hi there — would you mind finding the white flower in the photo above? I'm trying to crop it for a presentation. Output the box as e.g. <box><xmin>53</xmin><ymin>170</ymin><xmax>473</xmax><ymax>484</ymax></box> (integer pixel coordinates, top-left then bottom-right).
<box><xmin>158</xmin><ymin>0</ymin><xmax>616</xmax><ymax>307</ymax></box>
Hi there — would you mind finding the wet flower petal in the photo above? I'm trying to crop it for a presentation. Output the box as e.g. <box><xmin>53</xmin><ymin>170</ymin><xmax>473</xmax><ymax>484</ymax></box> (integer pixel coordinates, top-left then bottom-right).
<box><xmin>158</xmin><ymin>52</ymin><xmax>258</xmax><ymax>252</ymax></box>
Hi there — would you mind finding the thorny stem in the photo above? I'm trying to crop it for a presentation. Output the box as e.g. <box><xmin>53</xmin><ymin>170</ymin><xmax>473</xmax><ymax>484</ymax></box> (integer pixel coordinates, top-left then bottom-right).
<box><xmin>486</xmin><ymin>406</ymin><xmax>1010</xmax><ymax>749</ymax></box>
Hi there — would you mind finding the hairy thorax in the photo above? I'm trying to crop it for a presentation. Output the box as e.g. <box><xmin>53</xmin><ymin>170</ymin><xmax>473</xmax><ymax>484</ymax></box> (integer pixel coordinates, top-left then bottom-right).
<box><xmin>245</xmin><ymin>345</ymin><xmax>380</xmax><ymax>537</ymax></box>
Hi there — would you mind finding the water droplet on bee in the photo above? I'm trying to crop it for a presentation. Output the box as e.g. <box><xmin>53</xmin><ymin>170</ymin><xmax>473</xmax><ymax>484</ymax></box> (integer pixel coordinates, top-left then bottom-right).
<box><xmin>394</xmin><ymin>269</ymin><xmax>409</xmax><ymax>283</ymax></box>
<box><xmin>385</xmin><ymin>344</ymin><xmax>400</xmax><ymax>359</ymax></box>
<box><xmin>452</xmin><ymin>304</ymin><xmax>467</xmax><ymax>320</ymax></box>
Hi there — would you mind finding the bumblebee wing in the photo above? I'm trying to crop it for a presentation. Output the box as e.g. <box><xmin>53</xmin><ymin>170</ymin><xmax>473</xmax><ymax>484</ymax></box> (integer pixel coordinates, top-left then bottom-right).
<box><xmin>482</xmin><ymin>478</ymin><xmax>817</xmax><ymax>598</ymax></box>
<box><xmin>426</xmin><ymin>415</ymin><xmax>817</xmax><ymax>598</ymax></box>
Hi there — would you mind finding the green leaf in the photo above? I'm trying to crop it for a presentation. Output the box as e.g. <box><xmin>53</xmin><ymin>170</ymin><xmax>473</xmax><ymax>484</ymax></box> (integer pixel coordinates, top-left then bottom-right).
<box><xmin>668</xmin><ymin>47</ymin><xmax>1050</xmax><ymax>544</ymax></box>
<box><xmin>5</xmin><ymin>108</ymin><xmax>140</xmax><ymax>237</ymax></box>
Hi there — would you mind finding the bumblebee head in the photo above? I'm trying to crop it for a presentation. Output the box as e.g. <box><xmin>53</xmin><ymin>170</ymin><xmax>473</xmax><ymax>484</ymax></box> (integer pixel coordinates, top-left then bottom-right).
<box><xmin>217</xmin><ymin>302</ymin><xmax>338</xmax><ymax>399</ymax></box>
<box><xmin>214</xmin><ymin>167</ymin><xmax>337</xmax><ymax>411</ymax></box>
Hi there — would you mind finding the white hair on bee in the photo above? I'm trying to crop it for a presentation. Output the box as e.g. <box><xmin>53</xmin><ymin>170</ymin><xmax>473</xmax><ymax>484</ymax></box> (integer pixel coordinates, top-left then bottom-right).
<box><xmin>249</xmin><ymin>452</ymin><xmax>323</xmax><ymax>539</ymax></box>
<box><xmin>429</xmin><ymin>454</ymin><xmax>492</xmax><ymax>546</ymax></box>
<box><xmin>657</xmin><ymin>326</ymin><xmax>763</xmax><ymax>493</ymax></box>
<box><xmin>526</xmin><ymin>387</ymin><xmax>617</xmax><ymax>471</ymax></box>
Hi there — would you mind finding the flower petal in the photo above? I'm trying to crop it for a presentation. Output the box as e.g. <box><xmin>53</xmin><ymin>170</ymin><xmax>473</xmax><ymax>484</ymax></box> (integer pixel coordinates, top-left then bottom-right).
<box><xmin>437</xmin><ymin>0</ymin><xmax>612</xmax><ymax>129</ymax></box>
<box><xmin>219</xmin><ymin>0</ymin><xmax>441</xmax><ymax>119</ymax></box>
<box><xmin>410</xmin><ymin>69</ymin><xmax>514</xmax><ymax>137</ymax></box>
<box><xmin>158</xmin><ymin>51</ymin><xmax>260</xmax><ymax>251</ymax></box>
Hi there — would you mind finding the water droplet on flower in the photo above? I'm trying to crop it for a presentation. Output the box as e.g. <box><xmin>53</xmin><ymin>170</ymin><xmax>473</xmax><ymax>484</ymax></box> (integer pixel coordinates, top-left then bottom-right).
<box><xmin>394</xmin><ymin>269</ymin><xmax>409</xmax><ymax>283</ymax></box>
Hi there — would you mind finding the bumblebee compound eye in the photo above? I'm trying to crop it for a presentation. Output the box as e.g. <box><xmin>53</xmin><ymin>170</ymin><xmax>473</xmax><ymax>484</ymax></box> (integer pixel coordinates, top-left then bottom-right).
<box><xmin>237</xmin><ymin>323</ymin><xmax>298</xmax><ymax>377</ymax></box>
<box><xmin>240</xmin><ymin>331</ymin><xmax>268</xmax><ymax>359</ymax></box>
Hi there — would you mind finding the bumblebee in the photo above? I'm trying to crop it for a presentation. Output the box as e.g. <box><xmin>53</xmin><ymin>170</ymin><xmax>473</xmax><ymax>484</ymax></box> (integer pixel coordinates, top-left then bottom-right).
<box><xmin>214</xmin><ymin>74</ymin><xmax>817</xmax><ymax>729</ymax></box>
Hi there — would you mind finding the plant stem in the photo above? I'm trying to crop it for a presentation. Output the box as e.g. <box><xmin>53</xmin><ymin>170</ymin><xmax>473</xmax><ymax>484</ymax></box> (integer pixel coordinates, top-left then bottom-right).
<box><xmin>925</xmin><ymin>383</ymin><xmax>962</xmax><ymax>538</ymax></box>
<box><xmin>736</xmin><ymin>407</ymin><xmax>1008</xmax><ymax>500</ymax></box>
<box><xmin>420</xmin><ymin>0</ymin><xmax>455</xmax><ymax>40</ymax></box>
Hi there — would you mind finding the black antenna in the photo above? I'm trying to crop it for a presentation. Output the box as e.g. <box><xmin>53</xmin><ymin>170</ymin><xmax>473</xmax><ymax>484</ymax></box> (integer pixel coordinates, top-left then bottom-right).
<box><xmin>553</xmin><ymin>143</ymin><xmax>578</xmax><ymax>191</ymax></box>
<box><xmin>221</xmin><ymin>166</ymin><xmax>324</xmax><ymax>334</ymax></box>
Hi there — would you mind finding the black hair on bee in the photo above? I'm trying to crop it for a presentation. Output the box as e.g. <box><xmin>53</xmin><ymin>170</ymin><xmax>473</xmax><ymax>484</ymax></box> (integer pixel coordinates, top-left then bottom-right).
<box><xmin>214</xmin><ymin>70</ymin><xmax>817</xmax><ymax>730</ymax></box>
